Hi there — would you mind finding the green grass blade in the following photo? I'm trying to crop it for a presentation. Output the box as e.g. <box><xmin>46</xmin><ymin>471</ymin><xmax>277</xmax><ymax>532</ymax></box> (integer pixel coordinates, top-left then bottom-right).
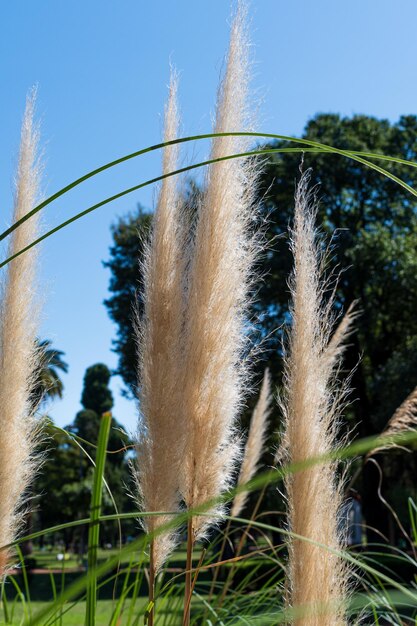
<box><xmin>84</xmin><ymin>412</ymin><xmax>112</xmax><ymax>626</ymax></box>
<box><xmin>408</xmin><ymin>498</ymin><xmax>417</xmax><ymax>544</ymax></box>
<box><xmin>7</xmin><ymin>575</ymin><xmax>28</xmax><ymax>624</ymax></box>
<box><xmin>1</xmin><ymin>130</ymin><xmax>417</xmax><ymax>245</ymax></box>
<box><xmin>1</xmin><ymin>132</ymin><xmax>417</xmax><ymax>268</ymax></box>
<box><xmin>1</xmin><ymin>143</ymin><xmax>415</xmax><ymax>271</ymax></box>
<box><xmin>14</xmin><ymin>546</ymin><xmax>31</xmax><ymax>621</ymax></box>
<box><xmin>0</xmin><ymin>147</ymin><xmax>298</xmax><ymax>269</ymax></box>
<box><xmin>126</xmin><ymin>551</ymin><xmax>146</xmax><ymax>626</ymax></box>
<box><xmin>1</xmin><ymin>577</ymin><xmax>10</xmax><ymax>624</ymax></box>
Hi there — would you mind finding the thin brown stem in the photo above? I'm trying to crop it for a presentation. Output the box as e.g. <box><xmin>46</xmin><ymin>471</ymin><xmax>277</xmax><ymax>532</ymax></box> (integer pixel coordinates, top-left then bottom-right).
<box><xmin>183</xmin><ymin>517</ymin><xmax>194</xmax><ymax>626</ymax></box>
<box><xmin>148</xmin><ymin>540</ymin><xmax>155</xmax><ymax>626</ymax></box>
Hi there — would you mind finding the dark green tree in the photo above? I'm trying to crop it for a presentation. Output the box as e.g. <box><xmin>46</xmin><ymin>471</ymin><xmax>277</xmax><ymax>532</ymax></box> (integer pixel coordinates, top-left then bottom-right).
<box><xmin>34</xmin><ymin>416</ymin><xmax>118</xmax><ymax>551</ymax></box>
<box><xmin>34</xmin><ymin>417</ymin><xmax>87</xmax><ymax>547</ymax></box>
<box><xmin>71</xmin><ymin>363</ymin><xmax>130</xmax><ymax>463</ymax></box>
<box><xmin>80</xmin><ymin>363</ymin><xmax>113</xmax><ymax>415</ymax></box>
<box><xmin>104</xmin><ymin>207</ymin><xmax>152</xmax><ymax>397</ymax></box>
<box><xmin>35</xmin><ymin>364</ymin><xmax>135</xmax><ymax>549</ymax></box>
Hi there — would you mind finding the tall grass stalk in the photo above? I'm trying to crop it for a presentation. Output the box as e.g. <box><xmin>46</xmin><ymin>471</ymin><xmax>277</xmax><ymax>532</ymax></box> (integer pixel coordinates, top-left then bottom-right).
<box><xmin>84</xmin><ymin>412</ymin><xmax>111</xmax><ymax>626</ymax></box>
<box><xmin>177</xmin><ymin>3</ymin><xmax>261</xmax><ymax>621</ymax></box>
<box><xmin>280</xmin><ymin>170</ymin><xmax>350</xmax><ymax>625</ymax></box>
<box><xmin>0</xmin><ymin>90</ymin><xmax>43</xmax><ymax>576</ymax></box>
<box><xmin>134</xmin><ymin>72</ymin><xmax>184</xmax><ymax>625</ymax></box>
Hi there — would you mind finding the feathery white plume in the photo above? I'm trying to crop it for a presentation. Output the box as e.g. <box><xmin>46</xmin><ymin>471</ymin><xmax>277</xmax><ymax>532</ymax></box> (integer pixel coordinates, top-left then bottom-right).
<box><xmin>0</xmin><ymin>90</ymin><xmax>43</xmax><ymax>575</ymax></box>
<box><xmin>178</xmin><ymin>1</ymin><xmax>261</xmax><ymax>540</ymax></box>
<box><xmin>280</xmin><ymin>171</ymin><xmax>349</xmax><ymax>625</ymax></box>
<box><xmin>134</xmin><ymin>73</ymin><xmax>185</xmax><ymax>572</ymax></box>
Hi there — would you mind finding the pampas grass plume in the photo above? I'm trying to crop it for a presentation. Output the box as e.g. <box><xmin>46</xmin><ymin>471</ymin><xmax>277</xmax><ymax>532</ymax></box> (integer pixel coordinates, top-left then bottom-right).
<box><xmin>178</xmin><ymin>0</ymin><xmax>261</xmax><ymax>540</ymax></box>
<box><xmin>369</xmin><ymin>385</ymin><xmax>417</xmax><ymax>456</ymax></box>
<box><xmin>280</xmin><ymin>171</ymin><xmax>348</xmax><ymax>625</ymax></box>
<box><xmin>0</xmin><ymin>90</ymin><xmax>43</xmax><ymax>575</ymax></box>
<box><xmin>134</xmin><ymin>73</ymin><xmax>185</xmax><ymax>572</ymax></box>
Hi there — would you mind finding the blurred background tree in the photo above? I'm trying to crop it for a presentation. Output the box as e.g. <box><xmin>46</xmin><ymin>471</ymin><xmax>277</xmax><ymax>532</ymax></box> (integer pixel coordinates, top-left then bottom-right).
<box><xmin>34</xmin><ymin>363</ymin><xmax>135</xmax><ymax>550</ymax></box>
<box><xmin>103</xmin><ymin>207</ymin><xmax>152</xmax><ymax>397</ymax></box>
<box><xmin>104</xmin><ymin>113</ymin><xmax>417</xmax><ymax>545</ymax></box>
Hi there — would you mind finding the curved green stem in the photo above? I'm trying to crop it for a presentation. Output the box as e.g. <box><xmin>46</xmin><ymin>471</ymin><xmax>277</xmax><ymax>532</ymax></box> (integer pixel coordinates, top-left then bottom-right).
<box><xmin>1</xmin><ymin>132</ymin><xmax>416</xmax><ymax>269</ymax></box>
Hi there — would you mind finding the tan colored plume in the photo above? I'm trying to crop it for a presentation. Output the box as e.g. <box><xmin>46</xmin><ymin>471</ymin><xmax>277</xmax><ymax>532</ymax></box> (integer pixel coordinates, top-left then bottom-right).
<box><xmin>231</xmin><ymin>368</ymin><xmax>272</xmax><ymax>518</ymax></box>
<box><xmin>178</xmin><ymin>1</ymin><xmax>261</xmax><ymax>540</ymax></box>
<box><xmin>280</xmin><ymin>171</ymin><xmax>349</xmax><ymax>625</ymax></box>
<box><xmin>368</xmin><ymin>385</ymin><xmax>417</xmax><ymax>457</ymax></box>
<box><xmin>323</xmin><ymin>301</ymin><xmax>358</xmax><ymax>372</ymax></box>
<box><xmin>134</xmin><ymin>73</ymin><xmax>185</xmax><ymax>572</ymax></box>
<box><xmin>0</xmin><ymin>90</ymin><xmax>43</xmax><ymax>575</ymax></box>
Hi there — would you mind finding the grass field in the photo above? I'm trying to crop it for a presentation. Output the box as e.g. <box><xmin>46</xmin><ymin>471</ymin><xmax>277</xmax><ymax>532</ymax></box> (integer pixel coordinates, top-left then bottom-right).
<box><xmin>1</xmin><ymin>600</ymin><xmax>143</xmax><ymax>626</ymax></box>
<box><xmin>0</xmin><ymin>598</ymin><xmax>211</xmax><ymax>625</ymax></box>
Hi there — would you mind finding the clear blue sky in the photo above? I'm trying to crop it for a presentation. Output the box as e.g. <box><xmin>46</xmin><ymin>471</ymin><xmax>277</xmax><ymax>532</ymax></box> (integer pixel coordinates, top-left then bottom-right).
<box><xmin>1</xmin><ymin>0</ymin><xmax>416</xmax><ymax>433</ymax></box>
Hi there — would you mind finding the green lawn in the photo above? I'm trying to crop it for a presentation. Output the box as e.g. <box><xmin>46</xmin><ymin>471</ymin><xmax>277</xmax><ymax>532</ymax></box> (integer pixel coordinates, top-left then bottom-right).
<box><xmin>0</xmin><ymin>599</ymin><xmax>147</xmax><ymax>625</ymax></box>
<box><xmin>0</xmin><ymin>597</ymin><xmax>208</xmax><ymax>625</ymax></box>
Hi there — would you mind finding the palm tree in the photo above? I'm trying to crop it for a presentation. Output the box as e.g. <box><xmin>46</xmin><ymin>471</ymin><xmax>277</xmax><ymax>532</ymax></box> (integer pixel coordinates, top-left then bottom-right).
<box><xmin>32</xmin><ymin>339</ymin><xmax>68</xmax><ymax>408</ymax></box>
<box><xmin>20</xmin><ymin>340</ymin><xmax>68</xmax><ymax>558</ymax></box>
